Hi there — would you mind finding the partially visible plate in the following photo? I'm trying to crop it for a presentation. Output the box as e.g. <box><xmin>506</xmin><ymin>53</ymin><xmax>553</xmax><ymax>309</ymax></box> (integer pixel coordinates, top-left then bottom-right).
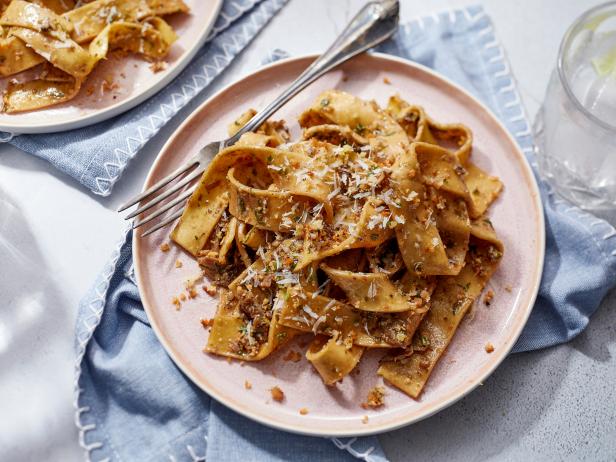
<box><xmin>133</xmin><ymin>53</ymin><xmax>545</xmax><ymax>437</ymax></box>
<box><xmin>0</xmin><ymin>0</ymin><xmax>223</xmax><ymax>134</ymax></box>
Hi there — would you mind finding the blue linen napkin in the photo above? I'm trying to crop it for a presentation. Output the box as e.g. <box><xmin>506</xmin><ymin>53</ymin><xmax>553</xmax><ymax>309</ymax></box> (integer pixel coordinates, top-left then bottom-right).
<box><xmin>0</xmin><ymin>0</ymin><xmax>287</xmax><ymax>196</ymax></box>
<box><xmin>75</xmin><ymin>5</ymin><xmax>616</xmax><ymax>461</ymax></box>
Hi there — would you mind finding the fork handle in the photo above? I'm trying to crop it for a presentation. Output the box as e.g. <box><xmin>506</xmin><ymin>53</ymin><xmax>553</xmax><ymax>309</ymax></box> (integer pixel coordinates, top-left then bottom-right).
<box><xmin>224</xmin><ymin>0</ymin><xmax>399</xmax><ymax>147</ymax></box>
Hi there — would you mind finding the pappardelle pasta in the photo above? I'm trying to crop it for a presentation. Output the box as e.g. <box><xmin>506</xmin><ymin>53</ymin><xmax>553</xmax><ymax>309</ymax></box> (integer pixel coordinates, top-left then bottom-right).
<box><xmin>0</xmin><ymin>0</ymin><xmax>189</xmax><ymax>112</ymax></box>
<box><xmin>171</xmin><ymin>90</ymin><xmax>504</xmax><ymax>399</ymax></box>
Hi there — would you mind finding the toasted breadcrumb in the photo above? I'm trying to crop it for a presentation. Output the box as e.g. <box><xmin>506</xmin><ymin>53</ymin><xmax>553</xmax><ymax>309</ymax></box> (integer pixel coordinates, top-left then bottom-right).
<box><xmin>484</xmin><ymin>289</ymin><xmax>494</xmax><ymax>306</ymax></box>
<box><xmin>362</xmin><ymin>415</ymin><xmax>369</xmax><ymax>424</ymax></box>
<box><xmin>160</xmin><ymin>242</ymin><xmax>170</xmax><ymax>252</ymax></box>
<box><xmin>149</xmin><ymin>61</ymin><xmax>168</xmax><ymax>73</ymax></box>
<box><xmin>299</xmin><ymin>408</ymin><xmax>309</xmax><ymax>415</ymax></box>
<box><xmin>179</xmin><ymin>293</ymin><xmax>186</xmax><ymax>301</ymax></box>
<box><xmin>200</xmin><ymin>318</ymin><xmax>213</xmax><ymax>329</ymax></box>
<box><xmin>203</xmin><ymin>284</ymin><xmax>217</xmax><ymax>296</ymax></box>
<box><xmin>485</xmin><ymin>342</ymin><xmax>495</xmax><ymax>353</ymax></box>
<box><xmin>175</xmin><ymin>259</ymin><xmax>183</xmax><ymax>268</ymax></box>
<box><xmin>188</xmin><ymin>288</ymin><xmax>198</xmax><ymax>299</ymax></box>
<box><xmin>283</xmin><ymin>350</ymin><xmax>302</xmax><ymax>362</ymax></box>
<box><xmin>172</xmin><ymin>296</ymin><xmax>180</xmax><ymax>310</ymax></box>
<box><xmin>101</xmin><ymin>77</ymin><xmax>118</xmax><ymax>93</ymax></box>
<box><xmin>361</xmin><ymin>386</ymin><xmax>385</xmax><ymax>409</ymax></box>
<box><xmin>270</xmin><ymin>386</ymin><xmax>284</xmax><ymax>402</ymax></box>
<box><xmin>244</xmin><ymin>380</ymin><xmax>252</xmax><ymax>390</ymax></box>
<box><xmin>383</xmin><ymin>77</ymin><xmax>391</xmax><ymax>85</ymax></box>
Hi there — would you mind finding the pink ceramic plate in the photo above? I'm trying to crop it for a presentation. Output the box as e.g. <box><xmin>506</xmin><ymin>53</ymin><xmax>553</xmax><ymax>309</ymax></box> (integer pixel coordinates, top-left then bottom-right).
<box><xmin>0</xmin><ymin>0</ymin><xmax>223</xmax><ymax>134</ymax></box>
<box><xmin>133</xmin><ymin>53</ymin><xmax>545</xmax><ymax>437</ymax></box>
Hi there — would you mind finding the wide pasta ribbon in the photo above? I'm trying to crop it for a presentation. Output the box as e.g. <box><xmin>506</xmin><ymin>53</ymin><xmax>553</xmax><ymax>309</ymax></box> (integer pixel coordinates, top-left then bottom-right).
<box><xmin>277</xmin><ymin>271</ymin><xmax>435</xmax><ymax>350</ymax></box>
<box><xmin>206</xmin><ymin>259</ymin><xmax>301</xmax><ymax>361</ymax></box>
<box><xmin>183</xmin><ymin>91</ymin><xmax>505</xmax><ymax>394</ymax></box>
<box><xmin>172</xmin><ymin>145</ymin><xmax>334</xmax><ymax>255</ymax></box>
<box><xmin>1</xmin><ymin>1</ymin><xmax>94</xmax><ymax>79</ymax></box>
<box><xmin>378</xmin><ymin>219</ymin><xmax>504</xmax><ymax>398</ymax></box>
<box><xmin>299</xmin><ymin>90</ymin><xmax>459</xmax><ymax>277</ymax></box>
<box><xmin>64</xmin><ymin>0</ymin><xmax>188</xmax><ymax>43</ymax></box>
<box><xmin>0</xmin><ymin>0</ymin><xmax>186</xmax><ymax>111</ymax></box>
<box><xmin>388</xmin><ymin>95</ymin><xmax>503</xmax><ymax>218</ymax></box>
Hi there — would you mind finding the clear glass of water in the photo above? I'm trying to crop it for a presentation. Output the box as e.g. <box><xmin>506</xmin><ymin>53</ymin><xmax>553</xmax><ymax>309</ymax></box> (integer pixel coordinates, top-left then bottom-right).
<box><xmin>535</xmin><ymin>1</ymin><xmax>616</xmax><ymax>213</ymax></box>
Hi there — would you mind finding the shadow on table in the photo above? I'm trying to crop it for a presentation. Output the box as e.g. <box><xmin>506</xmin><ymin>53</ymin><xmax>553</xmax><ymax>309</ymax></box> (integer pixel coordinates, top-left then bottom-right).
<box><xmin>0</xmin><ymin>189</ymin><xmax>81</xmax><ymax>461</ymax></box>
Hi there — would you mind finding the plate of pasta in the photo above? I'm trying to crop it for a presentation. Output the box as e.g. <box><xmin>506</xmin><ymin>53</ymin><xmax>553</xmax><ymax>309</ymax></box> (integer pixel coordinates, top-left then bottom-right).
<box><xmin>133</xmin><ymin>53</ymin><xmax>545</xmax><ymax>436</ymax></box>
<box><xmin>0</xmin><ymin>0</ymin><xmax>222</xmax><ymax>133</ymax></box>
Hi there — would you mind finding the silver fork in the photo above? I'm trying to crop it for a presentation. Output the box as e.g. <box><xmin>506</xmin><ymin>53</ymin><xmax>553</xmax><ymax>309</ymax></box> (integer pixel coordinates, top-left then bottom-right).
<box><xmin>119</xmin><ymin>0</ymin><xmax>399</xmax><ymax>236</ymax></box>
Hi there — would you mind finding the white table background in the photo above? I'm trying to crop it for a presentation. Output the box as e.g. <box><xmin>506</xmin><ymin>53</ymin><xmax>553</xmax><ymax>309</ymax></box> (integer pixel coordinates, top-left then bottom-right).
<box><xmin>1</xmin><ymin>0</ymin><xmax>614</xmax><ymax>460</ymax></box>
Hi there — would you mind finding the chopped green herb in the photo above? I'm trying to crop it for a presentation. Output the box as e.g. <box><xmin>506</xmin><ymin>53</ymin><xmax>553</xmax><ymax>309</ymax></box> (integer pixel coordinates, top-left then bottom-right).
<box><xmin>254</xmin><ymin>208</ymin><xmax>265</xmax><ymax>224</ymax></box>
<box><xmin>254</xmin><ymin>199</ymin><xmax>266</xmax><ymax>224</ymax></box>
<box><xmin>320</xmin><ymin>98</ymin><xmax>330</xmax><ymax>107</ymax></box>
<box><xmin>452</xmin><ymin>299</ymin><xmax>465</xmax><ymax>315</ymax></box>
<box><xmin>488</xmin><ymin>246</ymin><xmax>503</xmax><ymax>261</ymax></box>
<box><xmin>276</xmin><ymin>331</ymin><xmax>287</xmax><ymax>341</ymax></box>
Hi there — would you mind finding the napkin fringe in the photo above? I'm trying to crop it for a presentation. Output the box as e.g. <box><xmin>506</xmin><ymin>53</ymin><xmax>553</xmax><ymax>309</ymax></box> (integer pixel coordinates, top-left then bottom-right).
<box><xmin>206</xmin><ymin>0</ymin><xmax>261</xmax><ymax>43</ymax></box>
<box><xmin>331</xmin><ymin>437</ymin><xmax>378</xmax><ymax>461</ymax></box>
<box><xmin>549</xmin><ymin>192</ymin><xmax>616</xmax><ymax>271</ymax></box>
<box><xmin>73</xmin><ymin>225</ymin><xmax>130</xmax><ymax>461</ymax></box>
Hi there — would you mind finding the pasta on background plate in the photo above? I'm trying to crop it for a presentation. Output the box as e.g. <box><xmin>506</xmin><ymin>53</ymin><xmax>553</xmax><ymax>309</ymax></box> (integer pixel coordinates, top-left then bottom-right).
<box><xmin>171</xmin><ymin>89</ymin><xmax>504</xmax><ymax>400</ymax></box>
<box><xmin>0</xmin><ymin>0</ymin><xmax>189</xmax><ymax>112</ymax></box>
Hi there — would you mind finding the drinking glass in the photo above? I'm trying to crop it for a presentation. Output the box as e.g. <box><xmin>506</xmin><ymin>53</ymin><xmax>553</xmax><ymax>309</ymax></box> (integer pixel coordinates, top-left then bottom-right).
<box><xmin>535</xmin><ymin>1</ymin><xmax>616</xmax><ymax>213</ymax></box>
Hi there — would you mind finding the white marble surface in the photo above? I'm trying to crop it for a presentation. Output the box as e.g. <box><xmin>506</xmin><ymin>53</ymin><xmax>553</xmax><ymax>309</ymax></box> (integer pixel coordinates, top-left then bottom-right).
<box><xmin>1</xmin><ymin>0</ymin><xmax>614</xmax><ymax>461</ymax></box>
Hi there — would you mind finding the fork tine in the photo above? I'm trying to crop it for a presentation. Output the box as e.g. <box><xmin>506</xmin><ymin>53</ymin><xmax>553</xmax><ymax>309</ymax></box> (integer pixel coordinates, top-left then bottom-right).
<box><xmin>140</xmin><ymin>209</ymin><xmax>184</xmax><ymax>238</ymax></box>
<box><xmin>124</xmin><ymin>166</ymin><xmax>204</xmax><ymax>219</ymax></box>
<box><xmin>117</xmin><ymin>159</ymin><xmax>199</xmax><ymax>212</ymax></box>
<box><xmin>132</xmin><ymin>186</ymin><xmax>194</xmax><ymax>230</ymax></box>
